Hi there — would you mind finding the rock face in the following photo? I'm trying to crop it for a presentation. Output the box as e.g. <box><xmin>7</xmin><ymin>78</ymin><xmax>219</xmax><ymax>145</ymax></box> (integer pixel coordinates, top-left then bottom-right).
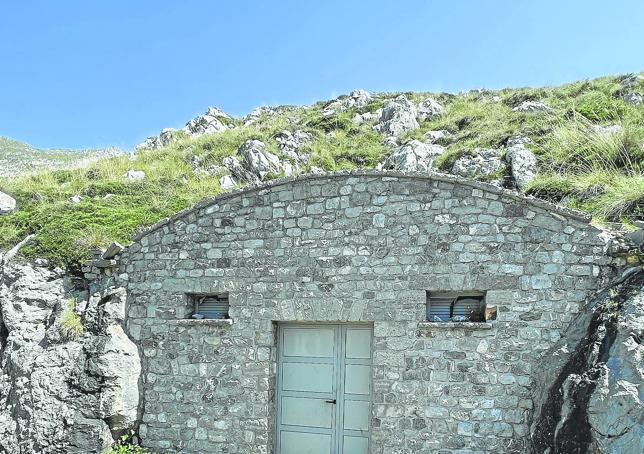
<box><xmin>379</xmin><ymin>140</ymin><xmax>444</xmax><ymax>172</ymax></box>
<box><xmin>0</xmin><ymin>191</ymin><xmax>16</xmax><ymax>215</ymax></box>
<box><xmin>417</xmin><ymin>97</ymin><xmax>445</xmax><ymax>121</ymax></box>
<box><xmin>323</xmin><ymin>89</ymin><xmax>372</xmax><ymax>116</ymax></box>
<box><xmin>375</xmin><ymin>95</ymin><xmax>419</xmax><ymax>138</ymax></box>
<box><xmin>274</xmin><ymin>130</ymin><xmax>312</xmax><ymax>162</ymax></box>
<box><xmin>452</xmin><ymin>148</ymin><xmax>504</xmax><ymax>180</ymax></box>
<box><xmin>531</xmin><ymin>268</ymin><xmax>644</xmax><ymax>454</ymax></box>
<box><xmin>505</xmin><ymin>137</ymin><xmax>537</xmax><ymax>191</ymax></box>
<box><xmin>0</xmin><ymin>263</ymin><xmax>141</xmax><ymax>453</ymax></box>
<box><xmin>623</xmin><ymin>93</ymin><xmax>643</xmax><ymax>106</ymax></box>
<box><xmin>238</xmin><ymin>139</ymin><xmax>287</xmax><ymax>179</ymax></box>
<box><xmin>184</xmin><ymin>107</ymin><xmax>231</xmax><ymax>137</ymax></box>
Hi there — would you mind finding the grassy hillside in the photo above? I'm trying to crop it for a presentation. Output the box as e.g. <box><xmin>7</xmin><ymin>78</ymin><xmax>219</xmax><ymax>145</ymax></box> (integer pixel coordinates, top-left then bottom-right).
<box><xmin>0</xmin><ymin>136</ymin><xmax>123</xmax><ymax>177</ymax></box>
<box><xmin>0</xmin><ymin>73</ymin><xmax>643</xmax><ymax>267</ymax></box>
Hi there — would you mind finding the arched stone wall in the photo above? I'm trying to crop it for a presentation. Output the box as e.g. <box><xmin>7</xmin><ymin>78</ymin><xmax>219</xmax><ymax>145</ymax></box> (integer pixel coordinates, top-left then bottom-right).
<box><xmin>123</xmin><ymin>171</ymin><xmax>614</xmax><ymax>453</ymax></box>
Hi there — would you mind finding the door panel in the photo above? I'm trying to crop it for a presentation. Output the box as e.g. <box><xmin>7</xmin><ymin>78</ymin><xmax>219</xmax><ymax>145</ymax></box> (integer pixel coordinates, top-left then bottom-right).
<box><xmin>277</xmin><ymin>324</ymin><xmax>372</xmax><ymax>454</ymax></box>
<box><xmin>283</xmin><ymin>362</ymin><xmax>334</xmax><ymax>393</ymax></box>
<box><xmin>280</xmin><ymin>431</ymin><xmax>332</xmax><ymax>454</ymax></box>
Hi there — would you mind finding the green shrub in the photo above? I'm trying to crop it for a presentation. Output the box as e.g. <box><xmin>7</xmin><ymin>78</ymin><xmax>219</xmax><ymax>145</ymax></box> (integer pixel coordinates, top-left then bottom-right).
<box><xmin>104</xmin><ymin>435</ymin><xmax>156</xmax><ymax>454</ymax></box>
<box><xmin>574</xmin><ymin>91</ymin><xmax>626</xmax><ymax>122</ymax></box>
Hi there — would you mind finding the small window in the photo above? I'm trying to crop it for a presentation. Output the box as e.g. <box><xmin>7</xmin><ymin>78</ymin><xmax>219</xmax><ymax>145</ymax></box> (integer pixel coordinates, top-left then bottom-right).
<box><xmin>189</xmin><ymin>293</ymin><xmax>230</xmax><ymax>319</ymax></box>
<box><xmin>427</xmin><ymin>291</ymin><xmax>487</xmax><ymax>322</ymax></box>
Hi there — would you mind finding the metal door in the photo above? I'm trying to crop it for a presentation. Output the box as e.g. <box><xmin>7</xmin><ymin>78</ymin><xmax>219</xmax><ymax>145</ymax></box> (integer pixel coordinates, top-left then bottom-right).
<box><xmin>276</xmin><ymin>324</ymin><xmax>372</xmax><ymax>454</ymax></box>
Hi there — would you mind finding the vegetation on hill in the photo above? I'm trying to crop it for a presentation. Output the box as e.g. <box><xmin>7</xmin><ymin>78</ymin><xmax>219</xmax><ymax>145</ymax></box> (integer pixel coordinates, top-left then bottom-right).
<box><xmin>0</xmin><ymin>73</ymin><xmax>642</xmax><ymax>267</ymax></box>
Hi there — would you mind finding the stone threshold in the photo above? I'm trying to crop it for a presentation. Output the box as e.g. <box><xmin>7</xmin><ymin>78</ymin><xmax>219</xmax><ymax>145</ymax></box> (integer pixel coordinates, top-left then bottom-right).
<box><xmin>418</xmin><ymin>321</ymin><xmax>493</xmax><ymax>330</ymax></box>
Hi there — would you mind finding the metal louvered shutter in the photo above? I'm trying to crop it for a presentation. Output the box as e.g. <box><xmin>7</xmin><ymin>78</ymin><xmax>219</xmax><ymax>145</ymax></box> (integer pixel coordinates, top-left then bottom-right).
<box><xmin>452</xmin><ymin>296</ymin><xmax>483</xmax><ymax>318</ymax></box>
<box><xmin>195</xmin><ymin>294</ymin><xmax>229</xmax><ymax>319</ymax></box>
<box><xmin>427</xmin><ymin>291</ymin><xmax>486</xmax><ymax>322</ymax></box>
<box><xmin>427</xmin><ymin>293</ymin><xmax>454</xmax><ymax>321</ymax></box>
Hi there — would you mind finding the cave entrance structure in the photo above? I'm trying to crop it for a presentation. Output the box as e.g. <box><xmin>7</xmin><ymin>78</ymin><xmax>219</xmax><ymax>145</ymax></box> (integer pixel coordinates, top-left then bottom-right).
<box><xmin>123</xmin><ymin>171</ymin><xmax>614</xmax><ymax>453</ymax></box>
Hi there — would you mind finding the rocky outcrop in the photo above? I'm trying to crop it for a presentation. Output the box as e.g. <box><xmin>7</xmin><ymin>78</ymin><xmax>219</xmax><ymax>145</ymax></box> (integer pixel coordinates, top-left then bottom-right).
<box><xmin>378</xmin><ymin>140</ymin><xmax>444</xmax><ymax>172</ymax></box>
<box><xmin>417</xmin><ymin>97</ymin><xmax>445</xmax><ymax>121</ymax></box>
<box><xmin>220</xmin><ymin>139</ymin><xmax>297</xmax><ymax>187</ymax></box>
<box><xmin>505</xmin><ymin>137</ymin><xmax>537</xmax><ymax>191</ymax></box>
<box><xmin>0</xmin><ymin>191</ymin><xmax>16</xmax><ymax>215</ymax></box>
<box><xmin>531</xmin><ymin>267</ymin><xmax>644</xmax><ymax>454</ymax></box>
<box><xmin>513</xmin><ymin>101</ymin><xmax>552</xmax><ymax>113</ymax></box>
<box><xmin>623</xmin><ymin>93</ymin><xmax>643</xmax><ymax>106</ymax></box>
<box><xmin>375</xmin><ymin>95</ymin><xmax>419</xmax><ymax>138</ymax></box>
<box><xmin>323</xmin><ymin>89</ymin><xmax>372</xmax><ymax>116</ymax></box>
<box><xmin>452</xmin><ymin>148</ymin><xmax>504</xmax><ymax>180</ymax></box>
<box><xmin>425</xmin><ymin>129</ymin><xmax>452</xmax><ymax>143</ymax></box>
<box><xmin>137</xmin><ymin>107</ymin><xmax>232</xmax><ymax>150</ymax></box>
<box><xmin>0</xmin><ymin>261</ymin><xmax>141</xmax><ymax>453</ymax></box>
<box><xmin>275</xmin><ymin>130</ymin><xmax>312</xmax><ymax>163</ymax></box>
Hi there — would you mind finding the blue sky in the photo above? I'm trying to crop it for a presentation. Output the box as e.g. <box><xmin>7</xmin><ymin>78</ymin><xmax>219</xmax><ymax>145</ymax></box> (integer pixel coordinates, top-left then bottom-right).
<box><xmin>0</xmin><ymin>1</ymin><xmax>642</xmax><ymax>150</ymax></box>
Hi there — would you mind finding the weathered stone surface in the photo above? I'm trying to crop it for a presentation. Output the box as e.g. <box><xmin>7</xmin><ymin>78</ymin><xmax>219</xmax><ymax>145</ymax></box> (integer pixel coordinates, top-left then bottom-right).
<box><xmin>0</xmin><ymin>263</ymin><xmax>140</xmax><ymax>453</ymax></box>
<box><xmin>183</xmin><ymin>107</ymin><xmax>231</xmax><ymax>137</ymax></box>
<box><xmin>623</xmin><ymin>92</ymin><xmax>643</xmax><ymax>106</ymax></box>
<box><xmin>352</xmin><ymin>109</ymin><xmax>382</xmax><ymax>125</ymax></box>
<box><xmin>123</xmin><ymin>171</ymin><xmax>614</xmax><ymax>454</ymax></box>
<box><xmin>274</xmin><ymin>130</ymin><xmax>312</xmax><ymax>162</ymax></box>
<box><xmin>375</xmin><ymin>95</ymin><xmax>419</xmax><ymax>137</ymax></box>
<box><xmin>0</xmin><ymin>191</ymin><xmax>16</xmax><ymax>215</ymax></box>
<box><xmin>590</xmin><ymin>124</ymin><xmax>623</xmax><ymax>135</ymax></box>
<box><xmin>417</xmin><ymin>97</ymin><xmax>445</xmax><ymax>121</ymax></box>
<box><xmin>219</xmin><ymin>174</ymin><xmax>237</xmax><ymax>190</ymax></box>
<box><xmin>124</xmin><ymin>170</ymin><xmax>145</xmax><ymax>181</ymax></box>
<box><xmin>531</xmin><ymin>269</ymin><xmax>644</xmax><ymax>454</ymax></box>
<box><xmin>505</xmin><ymin>138</ymin><xmax>537</xmax><ymax>191</ymax></box>
<box><xmin>452</xmin><ymin>148</ymin><xmax>504</xmax><ymax>180</ymax></box>
<box><xmin>379</xmin><ymin>140</ymin><xmax>444</xmax><ymax>172</ymax></box>
<box><xmin>238</xmin><ymin>139</ymin><xmax>286</xmax><ymax>179</ymax></box>
<box><xmin>323</xmin><ymin>89</ymin><xmax>372</xmax><ymax>116</ymax></box>
<box><xmin>512</xmin><ymin>101</ymin><xmax>552</xmax><ymax>113</ymax></box>
<box><xmin>425</xmin><ymin>129</ymin><xmax>452</xmax><ymax>143</ymax></box>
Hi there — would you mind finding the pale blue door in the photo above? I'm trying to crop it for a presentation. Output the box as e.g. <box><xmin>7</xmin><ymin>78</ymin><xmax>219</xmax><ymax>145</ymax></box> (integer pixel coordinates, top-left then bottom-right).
<box><xmin>276</xmin><ymin>324</ymin><xmax>372</xmax><ymax>454</ymax></box>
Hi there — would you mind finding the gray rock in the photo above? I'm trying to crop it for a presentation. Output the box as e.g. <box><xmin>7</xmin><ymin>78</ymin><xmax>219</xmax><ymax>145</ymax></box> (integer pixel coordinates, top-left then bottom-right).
<box><xmin>623</xmin><ymin>92</ymin><xmax>643</xmax><ymax>106</ymax></box>
<box><xmin>219</xmin><ymin>174</ymin><xmax>238</xmax><ymax>190</ymax></box>
<box><xmin>243</xmin><ymin>106</ymin><xmax>277</xmax><ymax>126</ymax></box>
<box><xmin>512</xmin><ymin>101</ymin><xmax>552</xmax><ymax>113</ymax></box>
<box><xmin>590</xmin><ymin>124</ymin><xmax>623</xmax><ymax>135</ymax></box>
<box><xmin>239</xmin><ymin>140</ymin><xmax>284</xmax><ymax>179</ymax></box>
<box><xmin>505</xmin><ymin>140</ymin><xmax>537</xmax><ymax>191</ymax></box>
<box><xmin>183</xmin><ymin>107</ymin><xmax>231</xmax><ymax>137</ymax></box>
<box><xmin>0</xmin><ymin>264</ymin><xmax>140</xmax><ymax>453</ymax></box>
<box><xmin>618</xmin><ymin>73</ymin><xmax>644</xmax><ymax>89</ymax></box>
<box><xmin>417</xmin><ymin>97</ymin><xmax>445</xmax><ymax>121</ymax></box>
<box><xmin>124</xmin><ymin>170</ymin><xmax>145</xmax><ymax>181</ymax></box>
<box><xmin>0</xmin><ymin>191</ymin><xmax>16</xmax><ymax>215</ymax></box>
<box><xmin>222</xmin><ymin>156</ymin><xmax>258</xmax><ymax>184</ymax></box>
<box><xmin>452</xmin><ymin>148</ymin><xmax>504</xmax><ymax>179</ymax></box>
<box><xmin>158</xmin><ymin>128</ymin><xmax>178</xmax><ymax>147</ymax></box>
<box><xmin>352</xmin><ymin>109</ymin><xmax>382</xmax><ymax>125</ymax></box>
<box><xmin>323</xmin><ymin>89</ymin><xmax>372</xmax><ymax>116</ymax></box>
<box><xmin>375</xmin><ymin>96</ymin><xmax>419</xmax><ymax>137</ymax></box>
<box><xmin>69</xmin><ymin>195</ymin><xmax>82</xmax><ymax>204</ymax></box>
<box><xmin>275</xmin><ymin>130</ymin><xmax>312</xmax><ymax>162</ymax></box>
<box><xmin>425</xmin><ymin>129</ymin><xmax>452</xmax><ymax>143</ymax></box>
<box><xmin>379</xmin><ymin>140</ymin><xmax>444</xmax><ymax>172</ymax></box>
<box><xmin>102</xmin><ymin>242</ymin><xmax>124</xmax><ymax>260</ymax></box>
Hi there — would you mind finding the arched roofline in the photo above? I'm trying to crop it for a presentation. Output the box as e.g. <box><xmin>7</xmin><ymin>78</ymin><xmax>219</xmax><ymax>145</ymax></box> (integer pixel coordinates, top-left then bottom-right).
<box><xmin>131</xmin><ymin>170</ymin><xmax>591</xmax><ymax>242</ymax></box>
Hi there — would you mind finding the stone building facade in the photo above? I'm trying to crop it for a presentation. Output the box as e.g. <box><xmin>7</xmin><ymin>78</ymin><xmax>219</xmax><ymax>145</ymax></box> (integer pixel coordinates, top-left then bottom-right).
<box><xmin>122</xmin><ymin>171</ymin><xmax>615</xmax><ymax>453</ymax></box>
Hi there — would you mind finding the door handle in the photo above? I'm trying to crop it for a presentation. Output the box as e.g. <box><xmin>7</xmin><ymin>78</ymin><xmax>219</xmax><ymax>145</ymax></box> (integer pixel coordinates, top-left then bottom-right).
<box><xmin>325</xmin><ymin>399</ymin><xmax>337</xmax><ymax>404</ymax></box>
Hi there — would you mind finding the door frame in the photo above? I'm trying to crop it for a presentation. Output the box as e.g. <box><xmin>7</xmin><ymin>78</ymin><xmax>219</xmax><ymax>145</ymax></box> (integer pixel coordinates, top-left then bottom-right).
<box><xmin>274</xmin><ymin>322</ymin><xmax>374</xmax><ymax>454</ymax></box>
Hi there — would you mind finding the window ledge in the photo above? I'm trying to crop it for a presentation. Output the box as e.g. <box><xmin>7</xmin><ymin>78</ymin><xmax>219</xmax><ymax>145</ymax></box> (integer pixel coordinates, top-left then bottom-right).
<box><xmin>418</xmin><ymin>321</ymin><xmax>493</xmax><ymax>330</ymax></box>
<box><xmin>173</xmin><ymin>319</ymin><xmax>233</xmax><ymax>326</ymax></box>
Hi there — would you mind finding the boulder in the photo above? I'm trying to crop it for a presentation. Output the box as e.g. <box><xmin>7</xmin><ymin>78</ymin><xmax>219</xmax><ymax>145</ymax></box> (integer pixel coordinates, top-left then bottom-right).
<box><xmin>222</xmin><ymin>156</ymin><xmax>258</xmax><ymax>184</ymax></box>
<box><xmin>238</xmin><ymin>140</ymin><xmax>283</xmax><ymax>179</ymax></box>
<box><xmin>618</xmin><ymin>73</ymin><xmax>644</xmax><ymax>89</ymax></box>
<box><xmin>512</xmin><ymin>101</ymin><xmax>552</xmax><ymax>113</ymax></box>
<box><xmin>379</xmin><ymin>140</ymin><xmax>444</xmax><ymax>172</ymax></box>
<box><xmin>375</xmin><ymin>96</ymin><xmax>420</xmax><ymax>137</ymax></box>
<box><xmin>417</xmin><ymin>97</ymin><xmax>445</xmax><ymax>121</ymax></box>
<box><xmin>452</xmin><ymin>148</ymin><xmax>504</xmax><ymax>179</ymax></box>
<box><xmin>0</xmin><ymin>191</ymin><xmax>16</xmax><ymax>215</ymax></box>
<box><xmin>275</xmin><ymin>130</ymin><xmax>312</xmax><ymax>162</ymax></box>
<box><xmin>158</xmin><ymin>128</ymin><xmax>179</xmax><ymax>147</ymax></box>
<box><xmin>352</xmin><ymin>109</ymin><xmax>382</xmax><ymax>125</ymax></box>
<box><xmin>323</xmin><ymin>89</ymin><xmax>372</xmax><ymax>116</ymax></box>
<box><xmin>124</xmin><ymin>170</ymin><xmax>145</xmax><ymax>181</ymax></box>
<box><xmin>219</xmin><ymin>174</ymin><xmax>238</xmax><ymax>190</ymax></box>
<box><xmin>590</xmin><ymin>124</ymin><xmax>623</xmax><ymax>135</ymax></box>
<box><xmin>243</xmin><ymin>106</ymin><xmax>277</xmax><ymax>126</ymax></box>
<box><xmin>623</xmin><ymin>92</ymin><xmax>643</xmax><ymax>106</ymax></box>
<box><xmin>505</xmin><ymin>138</ymin><xmax>537</xmax><ymax>191</ymax></box>
<box><xmin>425</xmin><ymin>129</ymin><xmax>452</xmax><ymax>143</ymax></box>
<box><xmin>69</xmin><ymin>195</ymin><xmax>82</xmax><ymax>204</ymax></box>
<box><xmin>183</xmin><ymin>107</ymin><xmax>231</xmax><ymax>137</ymax></box>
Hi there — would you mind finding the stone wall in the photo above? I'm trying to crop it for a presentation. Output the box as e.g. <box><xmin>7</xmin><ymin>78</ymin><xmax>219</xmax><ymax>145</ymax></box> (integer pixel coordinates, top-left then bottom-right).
<box><xmin>122</xmin><ymin>171</ymin><xmax>616</xmax><ymax>453</ymax></box>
